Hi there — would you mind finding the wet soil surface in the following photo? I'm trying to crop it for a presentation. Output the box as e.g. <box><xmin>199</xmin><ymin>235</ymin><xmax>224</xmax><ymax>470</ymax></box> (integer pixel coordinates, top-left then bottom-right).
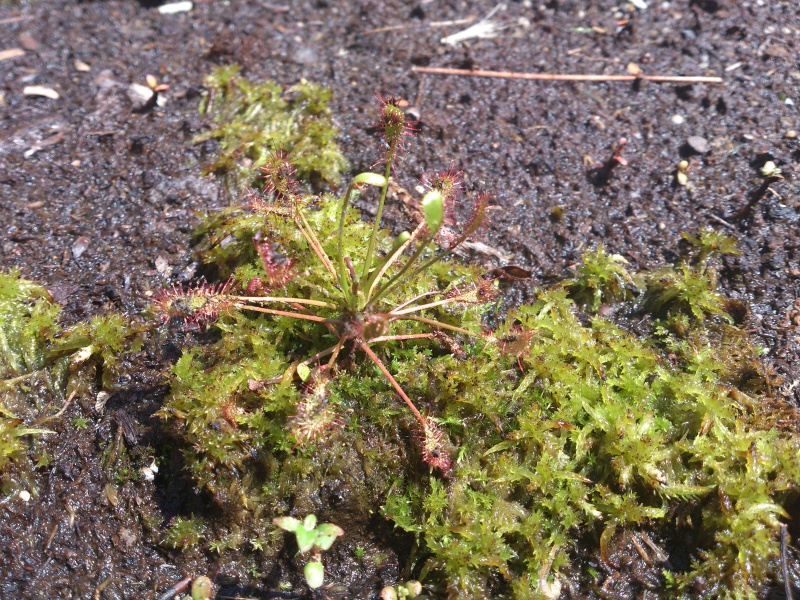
<box><xmin>1</xmin><ymin>0</ymin><xmax>799</xmax><ymax>598</ymax></box>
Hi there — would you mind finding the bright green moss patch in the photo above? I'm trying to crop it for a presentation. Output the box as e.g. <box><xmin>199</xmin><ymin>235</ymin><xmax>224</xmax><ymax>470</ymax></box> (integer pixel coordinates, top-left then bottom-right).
<box><xmin>144</xmin><ymin>91</ymin><xmax>800</xmax><ymax>596</ymax></box>
<box><xmin>0</xmin><ymin>269</ymin><xmax>146</xmax><ymax>495</ymax></box>
<box><xmin>196</xmin><ymin>65</ymin><xmax>348</xmax><ymax>190</ymax></box>
<box><xmin>158</xmin><ymin>140</ymin><xmax>799</xmax><ymax>599</ymax></box>
<box><xmin>0</xmin><ymin>270</ymin><xmax>61</xmax><ymax>488</ymax></box>
<box><xmin>0</xmin><ymin>269</ymin><xmax>61</xmax><ymax>379</ymax></box>
<box><xmin>567</xmin><ymin>245</ymin><xmax>636</xmax><ymax>311</ymax></box>
<box><xmin>385</xmin><ymin>284</ymin><xmax>799</xmax><ymax>598</ymax></box>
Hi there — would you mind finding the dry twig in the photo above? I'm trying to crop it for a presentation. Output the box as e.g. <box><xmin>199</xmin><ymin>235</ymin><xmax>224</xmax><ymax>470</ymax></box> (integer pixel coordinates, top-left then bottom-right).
<box><xmin>412</xmin><ymin>66</ymin><xmax>723</xmax><ymax>84</ymax></box>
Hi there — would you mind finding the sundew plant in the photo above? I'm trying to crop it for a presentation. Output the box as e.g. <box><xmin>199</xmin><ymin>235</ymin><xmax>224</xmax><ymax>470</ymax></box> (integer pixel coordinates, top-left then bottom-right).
<box><xmin>154</xmin><ymin>96</ymin><xmax>800</xmax><ymax>599</ymax></box>
<box><xmin>156</xmin><ymin>96</ymin><xmax>491</xmax><ymax>473</ymax></box>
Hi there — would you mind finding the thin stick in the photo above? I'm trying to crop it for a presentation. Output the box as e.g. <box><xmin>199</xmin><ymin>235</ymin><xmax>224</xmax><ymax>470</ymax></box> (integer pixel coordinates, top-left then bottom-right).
<box><xmin>0</xmin><ymin>15</ymin><xmax>33</xmax><ymax>25</ymax></box>
<box><xmin>361</xmin><ymin>16</ymin><xmax>475</xmax><ymax>35</ymax></box>
<box><xmin>35</xmin><ymin>390</ymin><xmax>77</xmax><ymax>425</ymax></box>
<box><xmin>781</xmin><ymin>523</ymin><xmax>794</xmax><ymax>600</ymax></box>
<box><xmin>412</xmin><ymin>66</ymin><xmax>723</xmax><ymax>84</ymax></box>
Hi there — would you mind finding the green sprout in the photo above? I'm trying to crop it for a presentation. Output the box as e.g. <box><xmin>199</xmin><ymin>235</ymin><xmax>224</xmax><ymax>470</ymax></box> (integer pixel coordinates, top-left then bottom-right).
<box><xmin>380</xmin><ymin>580</ymin><xmax>423</xmax><ymax>600</ymax></box>
<box><xmin>273</xmin><ymin>514</ymin><xmax>344</xmax><ymax>589</ymax></box>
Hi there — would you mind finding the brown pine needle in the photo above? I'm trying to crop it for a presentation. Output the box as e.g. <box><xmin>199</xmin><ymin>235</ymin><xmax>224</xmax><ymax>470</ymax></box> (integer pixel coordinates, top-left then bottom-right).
<box><xmin>412</xmin><ymin>66</ymin><xmax>723</xmax><ymax>84</ymax></box>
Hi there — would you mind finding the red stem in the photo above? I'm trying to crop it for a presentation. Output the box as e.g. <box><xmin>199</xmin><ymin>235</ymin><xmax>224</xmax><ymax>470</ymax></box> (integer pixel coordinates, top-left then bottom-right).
<box><xmin>358</xmin><ymin>340</ymin><xmax>424</xmax><ymax>423</ymax></box>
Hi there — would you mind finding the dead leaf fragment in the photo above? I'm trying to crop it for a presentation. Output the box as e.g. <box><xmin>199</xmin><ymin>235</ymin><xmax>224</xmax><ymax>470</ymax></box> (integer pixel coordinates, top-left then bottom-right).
<box><xmin>0</xmin><ymin>48</ymin><xmax>25</xmax><ymax>61</ymax></box>
<box><xmin>23</xmin><ymin>131</ymin><xmax>65</xmax><ymax>158</ymax></box>
<box><xmin>18</xmin><ymin>32</ymin><xmax>38</xmax><ymax>51</ymax></box>
<box><xmin>494</xmin><ymin>265</ymin><xmax>533</xmax><ymax>280</ymax></box>
<box><xmin>763</xmin><ymin>44</ymin><xmax>789</xmax><ymax>59</ymax></box>
<box><xmin>23</xmin><ymin>85</ymin><xmax>60</xmax><ymax>100</ymax></box>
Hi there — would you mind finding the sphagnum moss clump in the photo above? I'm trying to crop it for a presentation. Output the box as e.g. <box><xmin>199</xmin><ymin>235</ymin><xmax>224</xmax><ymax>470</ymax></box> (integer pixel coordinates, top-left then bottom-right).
<box><xmin>195</xmin><ymin>65</ymin><xmax>348</xmax><ymax>190</ymax></box>
<box><xmin>155</xmin><ymin>96</ymin><xmax>800</xmax><ymax>598</ymax></box>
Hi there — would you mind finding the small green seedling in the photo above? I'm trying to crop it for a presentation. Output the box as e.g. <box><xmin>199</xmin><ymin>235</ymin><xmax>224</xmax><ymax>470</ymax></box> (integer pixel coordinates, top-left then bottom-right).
<box><xmin>380</xmin><ymin>580</ymin><xmax>423</xmax><ymax>600</ymax></box>
<box><xmin>190</xmin><ymin>576</ymin><xmax>214</xmax><ymax>600</ymax></box>
<box><xmin>273</xmin><ymin>514</ymin><xmax>344</xmax><ymax>589</ymax></box>
<box><xmin>675</xmin><ymin>159</ymin><xmax>689</xmax><ymax>186</ymax></box>
<box><xmin>760</xmin><ymin>160</ymin><xmax>782</xmax><ymax>178</ymax></box>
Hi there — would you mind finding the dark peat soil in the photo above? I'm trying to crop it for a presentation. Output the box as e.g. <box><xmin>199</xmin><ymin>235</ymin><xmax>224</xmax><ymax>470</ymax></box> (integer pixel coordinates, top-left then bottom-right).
<box><xmin>1</xmin><ymin>1</ymin><xmax>799</xmax><ymax>598</ymax></box>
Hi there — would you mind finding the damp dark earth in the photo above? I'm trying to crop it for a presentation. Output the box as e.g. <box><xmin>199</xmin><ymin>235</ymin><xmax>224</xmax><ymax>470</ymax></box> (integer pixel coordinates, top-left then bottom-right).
<box><xmin>2</xmin><ymin>1</ymin><xmax>800</xmax><ymax>599</ymax></box>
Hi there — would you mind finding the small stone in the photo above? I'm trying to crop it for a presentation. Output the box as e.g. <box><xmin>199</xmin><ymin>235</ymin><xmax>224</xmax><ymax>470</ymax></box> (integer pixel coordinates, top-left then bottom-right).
<box><xmin>154</xmin><ymin>254</ymin><xmax>170</xmax><ymax>276</ymax></box>
<box><xmin>789</xmin><ymin>269</ymin><xmax>800</xmax><ymax>279</ymax></box>
<box><xmin>676</xmin><ymin>171</ymin><xmax>688</xmax><ymax>186</ymax></box>
<box><xmin>685</xmin><ymin>135</ymin><xmax>710</xmax><ymax>154</ymax></box>
<box><xmin>127</xmin><ymin>83</ymin><xmax>154</xmax><ymax>110</ymax></box>
<box><xmin>657</xmin><ymin>222</ymin><xmax>666</xmax><ymax>231</ymax></box>
<box><xmin>18</xmin><ymin>32</ymin><xmax>38</xmax><ymax>51</ymax></box>
<box><xmin>671</xmin><ymin>114</ymin><xmax>685</xmax><ymax>125</ymax></box>
<box><xmin>74</xmin><ymin>60</ymin><xmax>91</xmax><ymax>72</ymax></box>
<box><xmin>786</xmin><ymin>130</ymin><xmax>797</xmax><ymax>139</ymax></box>
<box><xmin>158</xmin><ymin>1</ymin><xmax>192</xmax><ymax>14</ymax></box>
<box><xmin>72</xmin><ymin>236</ymin><xmax>90</xmax><ymax>259</ymax></box>
<box><xmin>626</xmin><ymin>62</ymin><xmax>643</xmax><ymax>77</ymax></box>
<box><xmin>19</xmin><ymin>490</ymin><xmax>31</xmax><ymax>502</ymax></box>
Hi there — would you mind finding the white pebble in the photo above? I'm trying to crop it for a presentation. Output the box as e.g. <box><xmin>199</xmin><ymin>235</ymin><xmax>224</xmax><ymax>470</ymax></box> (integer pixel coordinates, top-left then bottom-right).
<box><xmin>671</xmin><ymin>114</ymin><xmax>685</xmax><ymax>125</ymax></box>
<box><xmin>19</xmin><ymin>490</ymin><xmax>31</xmax><ymax>502</ymax></box>
<box><xmin>158</xmin><ymin>1</ymin><xmax>192</xmax><ymax>14</ymax></box>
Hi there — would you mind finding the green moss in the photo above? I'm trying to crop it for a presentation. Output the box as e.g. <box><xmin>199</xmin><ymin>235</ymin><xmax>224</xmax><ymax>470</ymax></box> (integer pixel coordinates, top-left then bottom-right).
<box><xmin>0</xmin><ymin>269</ymin><xmax>61</xmax><ymax>378</ymax></box>
<box><xmin>0</xmin><ymin>269</ymin><xmax>146</xmax><ymax>495</ymax></box>
<box><xmin>567</xmin><ymin>245</ymin><xmax>636</xmax><ymax>311</ymax></box>
<box><xmin>195</xmin><ymin>65</ymin><xmax>348</xmax><ymax>190</ymax></box>
<box><xmin>382</xmin><ymin>279</ymin><xmax>798</xmax><ymax>599</ymax></box>
<box><xmin>0</xmin><ymin>270</ymin><xmax>61</xmax><ymax>488</ymax></box>
<box><xmin>157</xmin><ymin>99</ymin><xmax>800</xmax><ymax>598</ymax></box>
<box><xmin>163</xmin><ymin>516</ymin><xmax>206</xmax><ymax>550</ymax></box>
<box><xmin>53</xmin><ymin>313</ymin><xmax>144</xmax><ymax>390</ymax></box>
